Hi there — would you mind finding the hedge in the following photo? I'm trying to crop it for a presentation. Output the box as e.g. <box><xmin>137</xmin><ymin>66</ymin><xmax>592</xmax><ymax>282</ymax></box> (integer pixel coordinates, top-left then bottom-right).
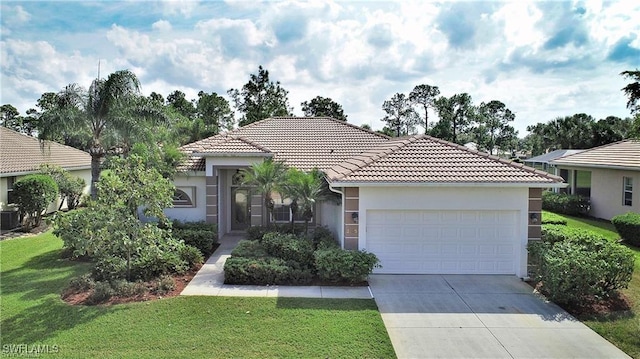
<box><xmin>611</xmin><ymin>212</ymin><xmax>640</xmax><ymax>246</ymax></box>
<box><xmin>542</xmin><ymin>191</ymin><xmax>590</xmax><ymax>216</ymax></box>
<box><xmin>541</xmin><ymin>212</ymin><xmax>568</xmax><ymax>225</ymax></box>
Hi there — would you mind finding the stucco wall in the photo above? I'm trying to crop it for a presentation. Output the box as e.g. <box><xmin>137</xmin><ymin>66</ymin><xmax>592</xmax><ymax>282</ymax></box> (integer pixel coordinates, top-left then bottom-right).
<box><xmin>164</xmin><ymin>173</ymin><xmax>207</xmax><ymax>222</ymax></box>
<box><xmin>357</xmin><ymin>186</ymin><xmax>530</xmax><ymax>277</ymax></box>
<box><xmin>589</xmin><ymin>168</ymin><xmax>640</xmax><ymax>220</ymax></box>
<box><xmin>318</xmin><ymin>200</ymin><xmax>341</xmax><ymax>239</ymax></box>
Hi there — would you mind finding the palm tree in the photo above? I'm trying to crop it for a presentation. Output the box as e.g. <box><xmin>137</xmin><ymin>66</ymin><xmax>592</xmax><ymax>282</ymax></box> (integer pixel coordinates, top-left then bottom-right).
<box><xmin>38</xmin><ymin>70</ymin><xmax>166</xmax><ymax>198</ymax></box>
<box><xmin>241</xmin><ymin>158</ymin><xmax>288</xmax><ymax>227</ymax></box>
<box><xmin>283</xmin><ymin>168</ymin><xmax>325</xmax><ymax>234</ymax></box>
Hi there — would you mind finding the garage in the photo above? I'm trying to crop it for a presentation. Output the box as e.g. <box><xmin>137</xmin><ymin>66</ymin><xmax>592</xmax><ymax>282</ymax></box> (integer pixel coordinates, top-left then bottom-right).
<box><xmin>366</xmin><ymin>210</ymin><xmax>519</xmax><ymax>274</ymax></box>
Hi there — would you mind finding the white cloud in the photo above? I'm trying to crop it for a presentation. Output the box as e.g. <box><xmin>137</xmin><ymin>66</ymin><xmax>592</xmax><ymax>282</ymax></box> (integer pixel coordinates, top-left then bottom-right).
<box><xmin>152</xmin><ymin>19</ymin><xmax>172</xmax><ymax>32</ymax></box>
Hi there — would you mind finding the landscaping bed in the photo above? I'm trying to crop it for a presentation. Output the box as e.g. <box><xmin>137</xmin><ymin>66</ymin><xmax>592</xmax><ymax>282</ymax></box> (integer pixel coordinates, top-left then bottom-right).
<box><xmin>224</xmin><ymin>226</ymin><xmax>380</xmax><ymax>286</ymax></box>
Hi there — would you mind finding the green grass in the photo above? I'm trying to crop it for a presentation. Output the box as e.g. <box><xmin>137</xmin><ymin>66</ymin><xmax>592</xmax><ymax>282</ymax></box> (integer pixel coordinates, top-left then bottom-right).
<box><xmin>543</xmin><ymin>212</ymin><xmax>640</xmax><ymax>358</ymax></box>
<box><xmin>1</xmin><ymin>232</ymin><xmax>395</xmax><ymax>358</ymax></box>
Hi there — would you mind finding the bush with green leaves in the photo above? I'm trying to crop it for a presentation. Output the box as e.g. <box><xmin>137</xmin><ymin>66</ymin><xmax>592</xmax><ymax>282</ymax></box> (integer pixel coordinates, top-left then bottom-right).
<box><xmin>542</xmin><ymin>191</ymin><xmax>590</xmax><ymax>216</ymax></box>
<box><xmin>87</xmin><ymin>281</ymin><xmax>115</xmax><ymax>304</ymax></box>
<box><xmin>309</xmin><ymin>226</ymin><xmax>339</xmax><ymax>250</ymax></box>
<box><xmin>314</xmin><ymin>248</ymin><xmax>381</xmax><ymax>284</ymax></box>
<box><xmin>529</xmin><ymin>228</ymin><xmax>635</xmax><ymax>306</ymax></box>
<box><xmin>172</xmin><ymin>220</ymin><xmax>216</xmax><ymax>232</ymax></box>
<box><xmin>541</xmin><ymin>212</ymin><xmax>567</xmax><ymax>225</ymax></box>
<box><xmin>224</xmin><ymin>257</ymin><xmax>288</xmax><ymax>285</ymax></box>
<box><xmin>12</xmin><ymin>174</ymin><xmax>58</xmax><ymax>230</ymax></box>
<box><xmin>261</xmin><ymin>232</ymin><xmax>315</xmax><ymax>266</ymax></box>
<box><xmin>173</xmin><ymin>228</ymin><xmax>217</xmax><ymax>256</ymax></box>
<box><xmin>612</xmin><ymin>212</ymin><xmax>640</xmax><ymax>246</ymax></box>
<box><xmin>231</xmin><ymin>240</ymin><xmax>270</xmax><ymax>258</ymax></box>
<box><xmin>39</xmin><ymin>164</ymin><xmax>86</xmax><ymax>210</ymax></box>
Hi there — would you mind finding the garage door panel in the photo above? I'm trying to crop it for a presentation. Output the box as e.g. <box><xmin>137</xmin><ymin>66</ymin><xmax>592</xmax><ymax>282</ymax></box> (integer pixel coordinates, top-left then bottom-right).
<box><xmin>366</xmin><ymin>210</ymin><xmax>518</xmax><ymax>275</ymax></box>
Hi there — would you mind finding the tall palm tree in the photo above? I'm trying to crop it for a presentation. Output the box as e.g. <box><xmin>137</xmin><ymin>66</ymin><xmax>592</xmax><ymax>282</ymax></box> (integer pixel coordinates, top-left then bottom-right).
<box><xmin>241</xmin><ymin>158</ymin><xmax>287</xmax><ymax>227</ymax></box>
<box><xmin>38</xmin><ymin>70</ymin><xmax>166</xmax><ymax>198</ymax></box>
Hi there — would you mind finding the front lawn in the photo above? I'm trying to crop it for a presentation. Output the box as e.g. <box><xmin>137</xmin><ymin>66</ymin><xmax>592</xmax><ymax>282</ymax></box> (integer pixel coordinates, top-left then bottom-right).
<box><xmin>543</xmin><ymin>211</ymin><xmax>640</xmax><ymax>358</ymax></box>
<box><xmin>0</xmin><ymin>232</ymin><xmax>395</xmax><ymax>359</ymax></box>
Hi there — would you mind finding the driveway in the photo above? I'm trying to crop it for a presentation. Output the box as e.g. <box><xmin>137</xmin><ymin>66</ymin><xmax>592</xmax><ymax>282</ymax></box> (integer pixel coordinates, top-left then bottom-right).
<box><xmin>369</xmin><ymin>275</ymin><xmax>630</xmax><ymax>359</ymax></box>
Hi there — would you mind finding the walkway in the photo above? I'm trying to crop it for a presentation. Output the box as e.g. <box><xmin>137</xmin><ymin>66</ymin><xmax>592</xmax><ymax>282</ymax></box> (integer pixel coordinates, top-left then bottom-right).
<box><xmin>181</xmin><ymin>234</ymin><xmax>372</xmax><ymax>299</ymax></box>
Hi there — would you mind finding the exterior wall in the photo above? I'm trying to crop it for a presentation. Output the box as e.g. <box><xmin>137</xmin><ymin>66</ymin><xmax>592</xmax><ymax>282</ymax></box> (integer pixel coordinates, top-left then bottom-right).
<box><xmin>164</xmin><ymin>173</ymin><xmax>207</xmax><ymax>222</ymax></box>
<box><xmin>357</xmin><ymin>186</ymin><xmax>530</xmax><ymax>278</ymax></box>
<box><xmin>0</xmin><ymin>177</ymin><xmax>8</xmax><ymax>211</ymax></box>
<box><xmin>589</xmin><ymin>167</ymin><xmax>640</xmax><ymax>220</ymax></box>
<box><xmin>319</xmin><ymin>200</ymin><xmax>342</xmax><ymax>239</ymax></box>
<box><xmin>556</xmin><ymin>166</ymin><xmax>640</xmax><ymax>220</ymax></box>
<box><xmin>527</xmin><ymin>188</ymin><xmax>542</xmax><ymax>277</ymax></box>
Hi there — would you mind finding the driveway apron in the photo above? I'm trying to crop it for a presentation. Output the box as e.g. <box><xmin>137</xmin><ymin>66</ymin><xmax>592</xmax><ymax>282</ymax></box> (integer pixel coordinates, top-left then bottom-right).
<box><xmin>369</xmin><ymin>274</ymin><xmax>630</xmax><ymax>359</ymax></box>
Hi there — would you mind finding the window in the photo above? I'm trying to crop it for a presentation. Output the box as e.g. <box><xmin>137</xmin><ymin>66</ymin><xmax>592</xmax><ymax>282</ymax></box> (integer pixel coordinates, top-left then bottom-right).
<box><xmin>623</xmin><ymin>177</ymin><xmax>633</xmax><ymax>206</ymax></box>
<box><xmin>6</xmin><ymin>176</ymin><xmax>16</xmax><ymax>205</ymax></box>
<box><xmin>173</xmin><ymin>187</ymin><xmax>195</xmax><ymax>207</ymax></box>
<box><xmin>270</xmin><ymin>192</ymin><xmax>313</xmax><ymax>223</ymax></box>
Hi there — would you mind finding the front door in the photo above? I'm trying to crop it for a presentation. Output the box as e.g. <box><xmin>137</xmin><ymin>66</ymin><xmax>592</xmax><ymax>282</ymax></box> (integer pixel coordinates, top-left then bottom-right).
<box><xmin>231</xmin><ymin>188</ymin><xmax>251</xmax><ymax>230</ymax></box>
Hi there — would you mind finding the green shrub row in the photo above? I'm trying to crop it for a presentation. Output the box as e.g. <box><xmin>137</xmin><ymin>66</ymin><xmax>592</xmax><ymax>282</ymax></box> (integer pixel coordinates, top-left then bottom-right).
<box><xmin>542</xmin><ymin>191</ymin><xmax>590</xmax><ymax>216</ymax></box>
<box><xmin>173</xmin><ymin>228</ymin><xmax>217</xmax><ymax>257</ymax></box>
<box><xmin>541</xmin><ymin>212</ymin><xmax>568</xmax><ymax>225</ymax></box>
<box><xmin>612</xmin><ymin>212</ymin><xmax>640</xmax><ymax>246</ymax></box>
<box><xmin>530</xmin><ymin>225</ymin><xmax>635</xmax><ymax>306</ymax></box>
<box><xmin>225</xmin><ymin>227</ymin><xmax>379</xmax><ymax>285</ymax></box>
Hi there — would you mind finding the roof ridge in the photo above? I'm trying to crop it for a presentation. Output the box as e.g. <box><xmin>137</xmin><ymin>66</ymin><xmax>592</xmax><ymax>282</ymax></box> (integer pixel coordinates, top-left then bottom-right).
<box><xmin>0</xmin><ymin>127</ymin><xmax>90</xmax><ymax>156</ymax></box>
<box><xmin>228</xmin><ymin>136</ymin><xmax>272</xmax><ymax>153</ymax></box>
<box><xmin>269</xmin><ymin>116</ymin><xmax>391</xmax><ymax>140</ymax></box>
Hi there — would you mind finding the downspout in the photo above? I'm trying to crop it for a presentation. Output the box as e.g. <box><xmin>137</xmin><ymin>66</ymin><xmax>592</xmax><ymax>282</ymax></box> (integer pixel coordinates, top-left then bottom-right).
<box><xmin>328</xmin><ymin>184</ymin><xmax>345</xmax><ymax>249</ymax></box>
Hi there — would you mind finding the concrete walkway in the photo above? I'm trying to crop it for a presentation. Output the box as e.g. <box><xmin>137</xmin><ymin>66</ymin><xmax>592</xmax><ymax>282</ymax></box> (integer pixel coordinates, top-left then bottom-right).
<box><xmin>369</xmin><ymin>274</ymin><xmax>631</xmax><ymax>359</ymax></box>
<box><xmin>181</xmin><ymin>234</ymin><xmax>372</xmax><ymax>299</ymax></box>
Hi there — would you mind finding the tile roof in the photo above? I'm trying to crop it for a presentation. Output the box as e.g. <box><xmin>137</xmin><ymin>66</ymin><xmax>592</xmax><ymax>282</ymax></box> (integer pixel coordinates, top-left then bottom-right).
<box><xmin>326</xmin><ymin>135</ymin><xmax>563</xmax><ymax>184</ymax></box>
<box><xmin>179</xmin><ymin>117</ymin><xmax>389</xmax><ymax>171</ymax></box>
<box><xmin>524</xmin><ymin>149</ymin><xmax>585</xmax><ymax>164</ymax></box>
<box><xmin>0</xmin><ymin>127</ymin><xmax>92</xmax><ymax>175</ymax></box>
<box><xmin>550</xmin><ymin>140</ymin><xmax>640</xmax><ymax>170</ymax></box>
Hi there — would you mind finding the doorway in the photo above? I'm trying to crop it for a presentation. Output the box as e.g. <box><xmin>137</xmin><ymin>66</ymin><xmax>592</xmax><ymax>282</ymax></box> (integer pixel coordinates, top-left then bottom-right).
<box><xmin>231</xmin><ymin>188</ymin><xmax>251</xmax><ymax>230</ymax></box>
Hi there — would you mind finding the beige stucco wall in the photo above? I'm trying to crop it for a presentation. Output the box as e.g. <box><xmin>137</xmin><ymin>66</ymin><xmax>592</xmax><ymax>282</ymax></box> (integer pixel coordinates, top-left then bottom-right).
<box><xmin>589</xmin><ymin>167</ymin><xmax>640</xmax><ymax>220</ymax></box>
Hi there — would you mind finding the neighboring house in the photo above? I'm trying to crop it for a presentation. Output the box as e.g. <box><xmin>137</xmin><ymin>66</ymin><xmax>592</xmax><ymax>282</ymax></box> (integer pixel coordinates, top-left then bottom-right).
<box><xmin>524</xmin><ymin>149</ymin><xmax>585</xmax><ymax>192</ymax></box>
<box><xmin>551</xmin><ymin>140</ymin><xmax>640</xmax><ymax>220</ymax></box>
<box><xmin>0</xmin><ymin>127</ymin><xmax>92</xmax><ymax>229</ymax></box>
<box><xmin>170</xmin><ymin>117</ymin><xmax>563</xmax><ymax>277</ymax></box>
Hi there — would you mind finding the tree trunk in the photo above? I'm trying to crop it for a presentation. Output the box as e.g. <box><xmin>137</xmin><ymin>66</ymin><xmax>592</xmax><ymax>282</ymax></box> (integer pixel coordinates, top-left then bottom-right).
<box><xmin>90</xmin><ymin>153</ymin><xmax>102</xmax><ymax>199</ymax></box>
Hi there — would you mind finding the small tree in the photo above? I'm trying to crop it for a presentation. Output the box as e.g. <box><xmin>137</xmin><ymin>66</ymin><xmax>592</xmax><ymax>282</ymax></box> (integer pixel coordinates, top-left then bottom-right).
<box><xmin>241</xmin><ymin>158</ymin><xmax>288</xmax><ymax>227</ymax></box>
<box><xmin>39</xmin><ymin>164</ymin><xmax>86</xmax><ymax>210</ymax></box>
<box><xmin>283</xmin><ymin>168</ymin><xmax>325</xmax><ymax>234</ymax></box>
<box><xmin>13</xmin><ymin>174</ymin><xmax>58</xmax><ymax>231</ymax></box>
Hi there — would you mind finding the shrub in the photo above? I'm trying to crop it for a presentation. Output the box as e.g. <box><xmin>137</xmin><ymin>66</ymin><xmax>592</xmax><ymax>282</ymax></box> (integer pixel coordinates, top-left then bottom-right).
<box><xmin>180</xmin><ymin>245</ymin><xmax>204</xmax><ymax>269</ymax></box>
<box><xmin>261</xmin><ymin>232</ymin><xmax>314</xmax><ymax>266</ymax></box>
<box><xmin>529</xmin><ymin>230</ymin><xmax>635</xmax><ymax>305</ymax></box>
<box><xmin>309</xmin><ymin>226</ymin><xmax>339</xmax><ymax>250</ymax></box>
<box><xmin>542</xmin><ymin>191</ymin><xmax>590</xmax><ymax>216</ymax></box>
<box><xmin>173</xmin><ymin>228</ymin><xmax>216</xmax><ymax>256</ymax></box>
<box><xmin>110</xmin><ymin>279</ymin><xmax>148</xmax><ymax>297</ymax></box>
<box><xmin>231</xmin><ymin>240</ymin><xmax>269</xmax><ymax>258</ymax></box>
<box><xmin>93</xmin><ymin>256</ymin><xmax>128</xmax><ymax>282</ymax></box>
<box><xmin>154</xmin><ymin>275</ymin><xmax>176</xmax><ymax>295</ymax></box>
<box><xmin>224</xmin><ymin>257</ymin><xmax>292</xmax><ymax>285</ymax></box>
<box><xmin>541</xmin><ymin>224</ymin><xmax>602</xmax><ymax>245</ymax></box>
<box><xmin>39</xmin><ymin>164</ymin><xmax>86</xmax><ymax>210</ymax></box>
<box><xmin>314</xmin><ymin>248</ymin><xmax>380</xmax><ymax>284</ymax></box>
<box><xmin>87</xmin><ymin>281</ymin><xmax>114</xmax><ymax>304</ymax></box>
<box><xmin>612</xmin><ymin>212</ymin><xmax>640</xmax><ymax>246</ymax></box>
<box><xmin>172</xmin><ymin>220</ymin><xmax>216</xmax><ymax>232</ymax></box>
<box><xmin>13</xmin><ymin>174</ymin><xmax>59</xmax><ymax>230</ymax></box>
<box><xmin>541</xmin><ymin>212</ymin><xmax>567</xmax><ymax>225</ymax></box>
<box><xmin>63</xmin><ymin>274</ymin><xmax>95</xmax><ymax>298</ymax></box>
<box><xmin>245</xmin><ymin>226</ymin><xmax>271</xmax><ymax>241</ymax></box>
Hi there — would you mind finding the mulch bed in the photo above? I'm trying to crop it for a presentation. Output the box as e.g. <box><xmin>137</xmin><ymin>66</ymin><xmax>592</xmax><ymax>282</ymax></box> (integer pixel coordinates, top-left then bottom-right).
<box><xmin>62</xmin><ymin>265</ymin><xmax>202</xmax><ymax>306</ymax></box>
<box><xmin>527</xmin><ymin>280</ymin><xmax>632</xmax><ymax>317</ymax></box>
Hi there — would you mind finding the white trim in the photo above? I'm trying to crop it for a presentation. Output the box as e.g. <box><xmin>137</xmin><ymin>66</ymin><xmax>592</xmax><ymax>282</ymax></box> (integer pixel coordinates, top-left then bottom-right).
<box><xmin>191</xmin><ymin>152</ymin><xmax>273</xmax><ymax>158</ymax></box>
<box><xmin>552</xmin><ymin>162</ymin><xmax>640</xmax><ymax>172</ymax></box>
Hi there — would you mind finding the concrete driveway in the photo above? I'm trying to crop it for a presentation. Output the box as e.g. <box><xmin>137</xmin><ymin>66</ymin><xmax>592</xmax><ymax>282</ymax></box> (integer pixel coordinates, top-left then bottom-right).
<box><xmin>369</xmin><ymin>275</ymin><xmax>630</xmax><ymax>359</ymax></box>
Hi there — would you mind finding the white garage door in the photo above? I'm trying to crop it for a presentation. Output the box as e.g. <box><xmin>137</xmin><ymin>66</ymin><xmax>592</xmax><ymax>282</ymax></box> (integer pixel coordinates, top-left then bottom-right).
<box><xmin>366</xmin><ymin>210</ymin><xmax>519</xmax><ymax>274</ymax></box>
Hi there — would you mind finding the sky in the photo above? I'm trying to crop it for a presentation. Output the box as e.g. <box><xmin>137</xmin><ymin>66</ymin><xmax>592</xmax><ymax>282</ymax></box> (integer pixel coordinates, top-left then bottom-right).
<box><xmin>1</xmin><ymin>0</ymin><xmax>639</xmax><ymax>136</ymax></box>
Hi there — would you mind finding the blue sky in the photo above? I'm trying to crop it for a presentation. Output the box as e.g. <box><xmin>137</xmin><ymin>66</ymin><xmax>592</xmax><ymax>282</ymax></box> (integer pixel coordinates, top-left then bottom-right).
<box><xmin>1</xmin><ymin>0</ymin><xmax>638</xmax><ymax>135</ymax></box>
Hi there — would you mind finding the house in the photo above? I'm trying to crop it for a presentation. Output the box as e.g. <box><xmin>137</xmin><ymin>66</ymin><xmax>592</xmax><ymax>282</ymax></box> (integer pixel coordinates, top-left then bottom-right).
<box><xmin>551</xmin><ymin>139</ymin><xmax>640</xmax><ymax>220</ymax></box>
<box><xmin>0</xmin><ymin>127</ymin><xmax>92</xmax><ymax>229</ymax></box>
<box><xmin>170</xmin><ymin>117</ymin><xmax>564</xmax><ymax>277</ymax></box>
<box><xmin>524</xmin><ymin>149</ymin><xmax>585</xmax><ymax>192</ymax></box>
